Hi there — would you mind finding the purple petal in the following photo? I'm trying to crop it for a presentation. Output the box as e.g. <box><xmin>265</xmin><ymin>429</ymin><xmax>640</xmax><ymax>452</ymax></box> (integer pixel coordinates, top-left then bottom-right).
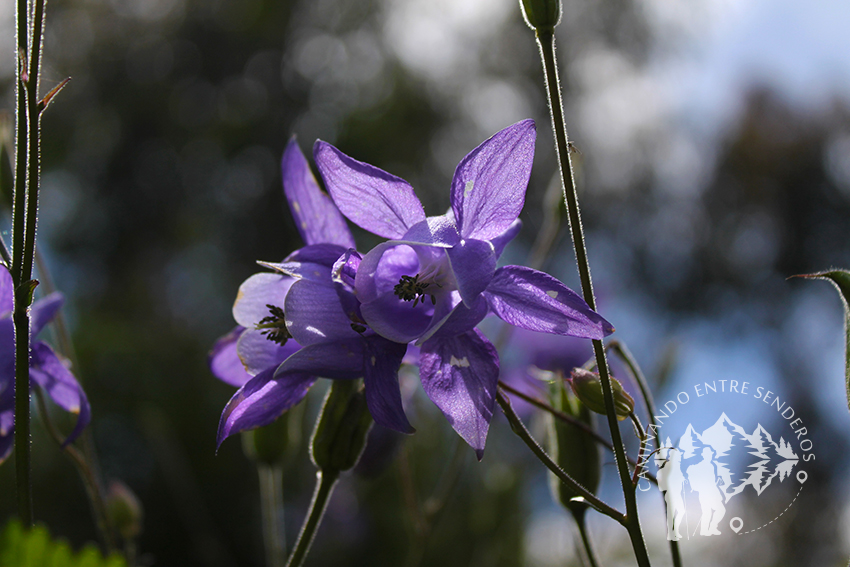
<box><xmin>314</xmin><ymin>140</ymin><xmax>426</xmax><ymax>239</ymax></box>
<box><xmin>209</xmin><ymin>326</ymin><xmax>252</xmax><ymax>387</ymax></box>
<box><xmin>284</xmin><ymin>244</ymin><xmax>349</xmax><ymax>268</ymax></box>
<box><xmin>273</xmin><ymin>338</ymin><xmax>368</xmax><ymax>380</ymax></box>
<box><xmin>490</xmin><ymin>218</ymin><xmax>522</xmax><ymax>259</ymax></box>
<box><xmin>0</xmin><ymin>386</ymin><xmax>13</xmax><ymax>464</ymax></box>
<box><xmin>257</xmin><ymin>261</ymin><xmax>332</xmax><ymax>283</ymax></box>
<box><xmin>236</xmin><ymin>328</ymin><xmax>301</xmax><ymax>376</ymax></box>
<box><xmin>284</xmin><ymin>279</ymin><xmax>361</xmax><ymax>346</ymax></box>
<box><xmin>484</xmin><ymin>266</ymin><xmax>614</xmax><ymax>339</ymax></box>
<box><xmin>354</xmin><ymin>242</ymin><xmax>420</xmax><ymax>303</ymax></box>
<box><xmin>359</xmin><ymin>291</ymin><xmax>433</xmax><ymax>344</ymax></box>
<box><xmin>233</xmin><ymin>273</ymin><xmax>294</xmax><ymax>328</ymax></box>
<box><xmin>450</xmin><ymin>120</ymin><xmax>536</xmax><ymax>241</ymax></box>
<box><xmin>0</xmin><ymin>320</ymin><xmax>15</xmax><ymax>395</ymax></box>
<box><xmin>419</xmin><ymin>329</ymin><xmax>500</xmax><ymax>460</ymax></box>
<box><xmin>217</xmin><ymin>365</ymin><xmax>316</xmax><ymax>449</ymax></box>
<box><xmin>446</xmin><ymin>239</ymin><xmax>496</xmax><ymax>306</ymax></box>
<box><xmin>31</xmin><ymin>293</ymin><xmax>63</xmax><ymax>338</ymax></box>
<box><xmin>400</xmin><ymin>216</ymin><xmax>460</xmax><ymax>248</ymax></box>
<box><xmin>30</xmin><ymin>342</ymin><xmax>90</xmax><ymax>446</ymax></box>
<box><xmin>0</xmin><ymin>267</ymin><xmax>12</xmax><ymax>316</ymax></box>
<box><xmin>363</xmin><ymin>337</ymin><xmax>414</xmax><ymax>433</ymax></box>
<box><xmin>282</xmin><ymin>138</ymin><xmax>356</xmax><ymax>249</ymax></box>
<box><xmin>332</xmin><ymin>250</ymin><xmax>364</xmax><ymax>324</ymax></box>
<box><xmin>420</xmin><ymin>293</ymin><xmax>489</xmax><ymax>343</ymax></box>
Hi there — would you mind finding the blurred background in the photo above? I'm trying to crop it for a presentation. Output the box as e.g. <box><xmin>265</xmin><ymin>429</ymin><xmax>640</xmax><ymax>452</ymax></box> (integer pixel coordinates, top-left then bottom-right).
<box><xmin>1</xmin><ymin>0</ymin><xmax>850</xmax><ymax>565</ymax></box>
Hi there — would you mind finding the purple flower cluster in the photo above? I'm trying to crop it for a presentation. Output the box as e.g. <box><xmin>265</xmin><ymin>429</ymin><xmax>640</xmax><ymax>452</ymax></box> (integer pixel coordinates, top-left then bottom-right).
<box><xmin>0</xmin><ymin>267</ymin><xmax>90</xmax><ymax>462</ymax></box>
<box><xmin>210</xmin><ymin>120</ymin><xmax>613</xmax><ymax>458</ymax></box>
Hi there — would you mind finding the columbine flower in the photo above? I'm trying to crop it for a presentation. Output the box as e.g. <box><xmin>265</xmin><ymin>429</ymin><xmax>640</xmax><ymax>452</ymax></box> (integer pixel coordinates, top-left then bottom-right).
<box><xmin>0</xmin><ymin>266</ymin><xmax>90</xmax><ymax>463</ymax></box>
<box><xmin>272</xmin><ymin>120</ymin><xmax>612</xmax><ymax>457</ymax></box>
<box><xmin>212</xmin><ymin>139</ymin><xmax>411</xmax><ymax>449</ymax></box>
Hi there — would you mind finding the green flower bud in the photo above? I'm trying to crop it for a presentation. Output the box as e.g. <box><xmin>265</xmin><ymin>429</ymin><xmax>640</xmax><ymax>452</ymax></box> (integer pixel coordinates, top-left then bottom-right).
<box><xmin>105</xmin><ymin>480</ymin><xmax>143</xmax><ymax>540</ymax></box>
<box><xmin>569</xmin><ymin>368</ymin><xmax>634</xmax><ymax>420</ymax></box>
<box><xmin>310</xmin><ymin>380</ymin><xmax>373</xmax><ymax>474</ymax></box>
<box><xmin>242</xmin><ymin>403</ymin><xmax>302</xmax><ymax>466</ymax></box>
<box><xmin>547</xmin><ymin>380</ymin><xmax>601</xmax><ymax>518</ymax></box>
<box><xmin>519</xmin><ymin>0</ymin><xmax>561</xmax><ymax>32</ymax></box>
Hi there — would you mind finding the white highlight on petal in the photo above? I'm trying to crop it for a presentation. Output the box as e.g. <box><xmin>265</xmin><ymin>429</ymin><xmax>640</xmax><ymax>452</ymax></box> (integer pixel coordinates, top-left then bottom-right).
<box><xmin>464</xmin><ymin>180</ymin><xmax>474</xmax><ymax>195</ymax></box>
<box><xmin>546</xmin><ymin>290</ymin><xmax>558</xmax><ymax>299</ymax></box>
<box><xmin>449</xmin><ymin>355</ymin><xmax>470</xmax><ymax>368</ymax></box>
<box><xmin>305</xmin><ymin>325</ymin><xmax>326</xmax><ymax>337</ymax></box>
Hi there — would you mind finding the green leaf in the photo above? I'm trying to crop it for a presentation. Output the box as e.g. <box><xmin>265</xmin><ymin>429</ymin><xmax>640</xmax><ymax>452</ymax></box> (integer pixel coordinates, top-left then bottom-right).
<box><xmin>796</xmin><ymin>269</ymin><xmax>850</xmax><ymax>414</ymax></box>
<box><xmin>0</xmin><ymin>520</ymin><xmax>126</xmax><ymax>567</ymax></box>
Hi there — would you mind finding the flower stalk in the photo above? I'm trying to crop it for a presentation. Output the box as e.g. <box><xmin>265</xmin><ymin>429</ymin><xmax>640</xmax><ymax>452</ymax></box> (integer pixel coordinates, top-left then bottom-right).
<box><xmin>533</xmin><ymin>27</ymin><xmax>652</xmax><ymax>566</ymax></box>
<box><xmin>13</xmin><ymin>0</ymin><xmax>50</xmax><ymax>527</ymax></box>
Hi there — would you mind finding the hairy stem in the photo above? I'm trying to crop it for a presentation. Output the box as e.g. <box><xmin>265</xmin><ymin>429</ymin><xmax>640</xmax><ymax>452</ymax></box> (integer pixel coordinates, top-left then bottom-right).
<box><xmin>497</xmin><ymin>391</ymin><xmax>625</xmax><ymax>525</ymax></box>
<box><xmin>285</xmin><ymin>469</ymin><xmax>339</xmax><ymax>567</ymax></box>
<box><xmin>535</xmin><ymin>29</ymin><xmax>651</xmax><ymax>566</ymax></box>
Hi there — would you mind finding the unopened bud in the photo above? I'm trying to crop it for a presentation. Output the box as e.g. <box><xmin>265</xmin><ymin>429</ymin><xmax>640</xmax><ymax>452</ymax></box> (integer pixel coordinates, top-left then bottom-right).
<box><xmin>310</xmin><ymin>380</ymin><xmax>373</xmax><ymax>473</ymax></box>
<box><xmin>242</xmin><ymin>403</ymin><xmax>302</xmax><ymax>466</ymax></box>
<box><xmin>569</xmin><ymin>368</ymin><xmax>634</xmax><ymax>420</ymax></box>
<box><xmin>547</xmin><ymin>380</ymin><xmax>601</xmax><ymax>518</ymax></box>
<box><xmin>106</xmin><ymin>480</ymin><xmax>143</xmax><ymax>540</ymax></box>
<box><xmin>519</xmin><ymin>0</ymin><xmax>561</xmax><ymax>32</ymax></box>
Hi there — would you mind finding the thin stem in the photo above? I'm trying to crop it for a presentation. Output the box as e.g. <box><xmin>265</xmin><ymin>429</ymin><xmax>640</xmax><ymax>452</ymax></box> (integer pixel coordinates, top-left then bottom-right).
<box><xmin>285</xmin><ymin>469</ymin><xmax>339</xmax><ymax>567</ymax></box>
<box><xmin>33</xmin><ymin>389</ymin><xmax>116</xmax><ymax>550</ymax></box>
<box><xmin>500</xmin><ymin>381</ymin><xmax>661</xmax><ymax>483</ymax></box>
<box><xmin>259</xmin><ymin>464</ymin><xmax>286</xmax><ymax>567</ymax></box>
<box><xmin>535</xmin><ymin>29</ymin><xmax>651</xmax><ymax>566</ymax></box>
<box><xmin>496</xmin><ymin>391</ymin><xmax>625</xmax><ymax>525</ymax></box>
<box><xmin>575</xmin><ymin>512</ymin><xmax>600</xmax><ymax>567</ymax></box>
<box><xmin>608</xmin><ymin>340</ymin><xmax>682</xmax><ymax>567</ymax></box>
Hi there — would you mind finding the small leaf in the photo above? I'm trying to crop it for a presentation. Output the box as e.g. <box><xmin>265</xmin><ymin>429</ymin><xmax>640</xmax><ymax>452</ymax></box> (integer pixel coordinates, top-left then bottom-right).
<box><xmin>794</xmin><ymin>269</ymin><xmax>850</xmax><ymax>414</ymax></box>
<box><xmin>37</xmin><ymin>78</ymin><xmax>71</xmax><ymax>114</ymax></box>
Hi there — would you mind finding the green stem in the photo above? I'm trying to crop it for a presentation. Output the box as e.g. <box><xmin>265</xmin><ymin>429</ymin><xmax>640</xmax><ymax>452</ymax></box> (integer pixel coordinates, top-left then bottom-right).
<box><xmin>574</xmin><ymin>512</ymin><xmax>600</xmax><ymax>567</ymax></box>
<box><xmin>608</xmin><ymin>340</ymin><xmax>682</xmax><ymax>567</ymax></box>
<box><xmin>496</xmin><ymin>391</ymin><xmax>625</xmax><ymax>525</ymax></box>
<box><xmin>34</xmin><ymin>390</ymin><xmax>116</xmax><ymax>551</ymax></box>
<box><xmin>259</xmin><ymin>464</ymin><xmax>286</xmax><ymax>567</ymax></box>
<box><xmin>285</xmin><ymin>469</ymin><xmax>339</xmax><ymax>567</ymax></box>
<box><xmin>535</xmin><ymin>29</ymin><xmax>651</xmax><ymax>566</ymax></box>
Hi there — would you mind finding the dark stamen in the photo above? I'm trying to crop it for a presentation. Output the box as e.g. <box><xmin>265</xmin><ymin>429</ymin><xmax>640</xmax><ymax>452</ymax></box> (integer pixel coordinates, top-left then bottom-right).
<box><xmin>394</xmin><ymin>274</ymin><xmax>432</xmax><ymax>307</ymax></box>
<box><xmin>256</xmin><ymin>304</ymin><xmax>291</xmax><ymax>345</ymax></box>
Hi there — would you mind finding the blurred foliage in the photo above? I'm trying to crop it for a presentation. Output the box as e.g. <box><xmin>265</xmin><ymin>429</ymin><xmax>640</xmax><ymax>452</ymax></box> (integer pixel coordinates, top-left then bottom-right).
<box><xmin>0</xmin><ymin>520</ymin><xmax>126</xmax><ymax>567</ymax></box>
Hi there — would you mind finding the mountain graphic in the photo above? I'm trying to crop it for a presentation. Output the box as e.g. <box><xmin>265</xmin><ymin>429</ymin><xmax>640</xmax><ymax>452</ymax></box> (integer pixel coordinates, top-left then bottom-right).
<box><xmin>668</xmin><ymin>413</ymin><xmax>799</xmax><ymax>502</ymax></box>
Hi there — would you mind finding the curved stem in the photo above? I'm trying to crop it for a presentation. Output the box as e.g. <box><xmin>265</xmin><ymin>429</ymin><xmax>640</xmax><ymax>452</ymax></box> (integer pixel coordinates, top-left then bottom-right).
<box><xmin>285</xmin><ymin>469</ymin><xmax>339</xmax><ymax>567</ymax></box>
<box><xmin>574</xmin><ymin>512</ymin><xmax>600</xmax><ymax>567</ymax></box>
<box><xmin>535</xmin><ymin>29</ymin><xmax>651</xmax><ymax>566</ymax></box>
<box><xmin>608</xmin><ymin>340</ymin><xmax>682</xmax><ymax>567</ymax></box>
<box><xmin>497</xmin><ymin>391</ymin><xmax>625</xmax><ymax>525</ymax></box>
<box><xmin>259</xmin><ymin>464</ymin><xmax>286</xmax><ymax>567</ymax></box>
<box><xmin>34</xmin><ymin>389</ymin><xmax>116</xmax><ymax>551</ymax></box>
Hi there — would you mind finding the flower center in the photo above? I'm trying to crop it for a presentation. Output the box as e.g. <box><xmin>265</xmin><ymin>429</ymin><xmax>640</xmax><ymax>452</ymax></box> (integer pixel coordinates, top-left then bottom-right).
<box><xmin>255</xmin><ymin>304</ymin><xmax>292</xmax><ymax>345</ymax></box>
<box><xmin>394</xmin><ymin>273</ymin><xmax>438</xmax><ymax>307</ymax></box>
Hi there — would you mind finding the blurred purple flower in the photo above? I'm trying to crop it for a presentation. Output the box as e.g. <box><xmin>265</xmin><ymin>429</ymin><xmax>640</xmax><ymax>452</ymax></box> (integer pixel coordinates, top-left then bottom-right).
<box><xmin>0</xmin><ymin>266</ymin><xmax>90</xmax><ymax>464</ymax></box>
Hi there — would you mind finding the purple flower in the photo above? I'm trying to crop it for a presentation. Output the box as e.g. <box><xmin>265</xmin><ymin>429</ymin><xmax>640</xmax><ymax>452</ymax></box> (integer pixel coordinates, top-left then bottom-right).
<box><xmin>212</xmin><ymin>139</ymin><xmax>413</xmax><ymax>449</ymax></box>
<box><xmin>288</xmin><ymin>120</ymin><xmax>611</xmax><ymax>457</ymax></box>
<box><xmin>0</xmin><ymin>266</ymin><xmax>90</xmax><ymax>464</ymax></box>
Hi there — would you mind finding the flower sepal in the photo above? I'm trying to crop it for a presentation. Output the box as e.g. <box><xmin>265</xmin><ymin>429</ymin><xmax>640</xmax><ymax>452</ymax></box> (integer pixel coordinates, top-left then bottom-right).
<box><xmin>569</xmin><ymin>367</ymin><xmax>634</xmax><ymax>420</ymax></box>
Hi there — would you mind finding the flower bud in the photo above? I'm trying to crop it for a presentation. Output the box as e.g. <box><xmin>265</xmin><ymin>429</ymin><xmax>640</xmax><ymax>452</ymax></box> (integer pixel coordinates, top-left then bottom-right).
<box><xmin>105</xmin><ymin>480</ymin><xmax>143</xmax><ymax>540</ymax></box>
<box><xmin>569</xmin><ymin>368</ymin><xmax>634</xmax><ymax>420</ymax></box>
<box><xmin>310</xmin><ymin>380</ymin><xmax>373</xmax><ymax>473</ymax></box>
<box><xmin>242</xmin><ymin>404</ymin><xmax>302</xmax><ymax>466</ymax></box>
<box><xmin>519</xmin><ymin>0</ymin><xmax>561</xmax><ymax>32</ymax></box>
<box><xmin>547</xmin><ymin>380</ymin><xmax>601</xmax><ymax>518</ymax></box>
